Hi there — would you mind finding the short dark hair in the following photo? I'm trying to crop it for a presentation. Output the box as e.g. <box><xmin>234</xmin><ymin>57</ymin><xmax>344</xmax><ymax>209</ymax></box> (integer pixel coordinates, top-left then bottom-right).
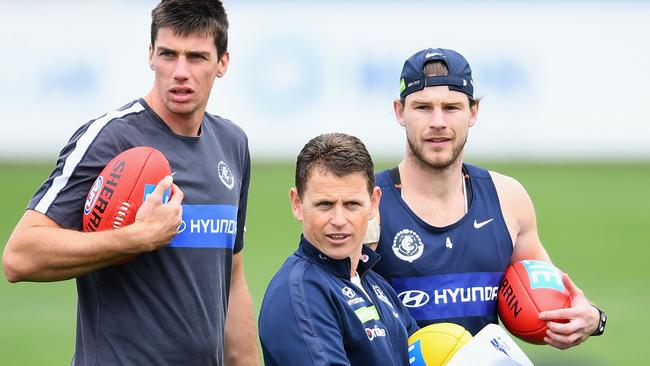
<box><xmin>400</xmin><ymin>60</ymin><xmax>480</xmax><ymax>107</ymax></box>
<box><xmin>151</xmin><ymin>0</ymin><xmax>229</xmax><ymax>59</ymax></box>
<box><xmin>295</xmin><ymin>133</ymin><xmax>375</xmax><ymax>197</ymax></box>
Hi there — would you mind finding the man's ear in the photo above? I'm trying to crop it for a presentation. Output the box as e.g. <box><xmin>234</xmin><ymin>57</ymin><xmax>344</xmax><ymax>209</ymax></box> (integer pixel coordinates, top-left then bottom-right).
<box><xmin>394</xmin><ymin>99</ymin><xmax>406</xmax><ymax>127</ymax></box>
<box><xmin>469</xmin><ymin>99</ymin><xmax>480</xmax><ymax>127</ymax></box>
<box><xmin>289</xmin><ymin>187</ymin><xmax>303</xmax><ymax>221</ymax></box>
<box><xmin>148</xmin><ymin>44</ymin><xmax>155</xmax><ymax>70</ymax></box>
<box><xmin>216</xmin><ymin>51</ymin><xmax>230</xmax><ymax>78</ymax></box>
<box><xmin>369</xmin><ymin>186</ymin><xmax>381</xmax><ymax>220</ymax></box>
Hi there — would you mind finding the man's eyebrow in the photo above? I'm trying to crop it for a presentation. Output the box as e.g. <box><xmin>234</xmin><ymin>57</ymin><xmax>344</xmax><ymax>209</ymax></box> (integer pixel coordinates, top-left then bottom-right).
<box><xmin>186</xmin><ymin>50</ymin><xmax>211</xmax><ymax>58</ymax></box>
<box><xmin>443</xmin><ymin>101</ymin><xmax>465</xmax><ymax>106</ymax></box>
<box><xmin>156</xmin><ymin>46</ymin><xmax>177</xmax><ymax>53</ymax></box>
<box><xmin>155</xmin><ymin>47</ymin><xmax>210</xmax><ymax>58</ymax></box>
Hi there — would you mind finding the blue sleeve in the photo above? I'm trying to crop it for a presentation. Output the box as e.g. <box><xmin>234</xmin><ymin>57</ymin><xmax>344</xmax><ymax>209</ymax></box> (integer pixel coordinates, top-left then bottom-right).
<box><xmin>403</xmin><ymin>304</ymin><xmax>420</xmax><ymax>336</ymax></box>
<box><xmin>382</xmin><ymin>278</ymin><xmax>420</xmax><ymax>336</ymax></box>
<box><xmin>259</xmin><ymin>262</ymin><xmax>351</xmax><ymax>366</ymax></box>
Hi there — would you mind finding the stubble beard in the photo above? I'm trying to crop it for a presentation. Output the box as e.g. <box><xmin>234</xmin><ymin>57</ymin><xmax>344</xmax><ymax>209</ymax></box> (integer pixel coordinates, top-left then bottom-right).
<box><xmin>406</xmin><ymin>133</ymin><xmax>467</xmax><ymax>172</ymax></box>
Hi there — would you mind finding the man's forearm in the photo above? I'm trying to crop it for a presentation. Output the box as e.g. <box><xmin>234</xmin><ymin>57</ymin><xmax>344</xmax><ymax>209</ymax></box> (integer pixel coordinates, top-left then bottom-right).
<box><xmin>3</xmin><ymin>211</ymin><xmax>147</xmax><ymax>282</ymax></box>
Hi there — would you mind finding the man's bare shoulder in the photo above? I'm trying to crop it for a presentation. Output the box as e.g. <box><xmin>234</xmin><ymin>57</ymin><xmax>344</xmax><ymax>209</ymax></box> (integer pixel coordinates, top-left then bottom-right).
<box><xmin>487</xmin><ymin>169</ymin><xmax>537</xmax><ymax>229</ymax></box>
<box><xmin>488</xmin><ymin>170</ymin><xmax>528</xmax><ymax>200</ymax></box>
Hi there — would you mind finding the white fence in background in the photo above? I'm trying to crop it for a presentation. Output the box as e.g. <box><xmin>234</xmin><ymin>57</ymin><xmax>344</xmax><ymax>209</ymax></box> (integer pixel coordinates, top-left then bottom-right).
<box><xmin>1</xmin><ymin>1</ymin><xmax>649</xmax><ymax>160</ymax></box>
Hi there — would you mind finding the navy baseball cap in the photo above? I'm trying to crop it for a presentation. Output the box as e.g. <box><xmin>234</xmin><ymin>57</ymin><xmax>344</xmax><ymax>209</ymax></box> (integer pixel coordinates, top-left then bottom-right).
<box><xmin>399</xmin><ymin>48</ymin><xmax>474</xmax><ymax>100</ymax></box>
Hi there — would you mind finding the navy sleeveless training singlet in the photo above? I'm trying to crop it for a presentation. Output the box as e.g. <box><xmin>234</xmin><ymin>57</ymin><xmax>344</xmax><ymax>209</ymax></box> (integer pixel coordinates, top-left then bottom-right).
<box><xmin>373</xmin><ymin>164</ymin><xmax>513</xmax><ymax>335</ymax></box>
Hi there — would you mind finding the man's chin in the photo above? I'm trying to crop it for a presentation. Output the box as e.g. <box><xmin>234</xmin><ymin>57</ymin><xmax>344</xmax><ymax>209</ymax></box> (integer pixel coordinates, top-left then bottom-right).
<box><xmin>163</xmin><ymin>98</ymin><xmax>198</xmax><ymax>114</ymax></box>
<box><xmin>415</xmin><ymin>154</ymin><xmax>456</xmax><ymax>170</ymax></box>
<box><xmin>168</xmin><ymin>104</ymin><xmax>197</xmax><ymax>116</ymax></box>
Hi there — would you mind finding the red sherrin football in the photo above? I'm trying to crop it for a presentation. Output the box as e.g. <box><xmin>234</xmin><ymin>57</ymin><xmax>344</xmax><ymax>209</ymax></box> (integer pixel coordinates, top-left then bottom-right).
<box><xmin>82</xmin><ymin>146</ymin><xmax>171</xmax><ymax>232</ymax></box>
<box><xmin>497</xmin><ymin>260</ymin><xmax>571</xmax><ymax>344</ymax></box>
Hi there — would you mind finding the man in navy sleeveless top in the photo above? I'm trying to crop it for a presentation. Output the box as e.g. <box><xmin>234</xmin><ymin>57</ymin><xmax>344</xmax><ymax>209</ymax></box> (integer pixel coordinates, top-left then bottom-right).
<box><xmin>3</xmin><ymin>1</ymin><xmax>259</xmax><ymax>364</ymax></box>
<box><xmin>364</xmin><ymin>48</ymin><xmax>606</xmax><ymax>349</ymax></box>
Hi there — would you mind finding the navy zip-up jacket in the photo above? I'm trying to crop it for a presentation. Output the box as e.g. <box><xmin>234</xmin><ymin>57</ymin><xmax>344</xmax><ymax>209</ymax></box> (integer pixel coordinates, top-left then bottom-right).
<box><xmin>259</xmin><ymin>236</ymin><xmax>419</xmax><ymax>366</ymax></box>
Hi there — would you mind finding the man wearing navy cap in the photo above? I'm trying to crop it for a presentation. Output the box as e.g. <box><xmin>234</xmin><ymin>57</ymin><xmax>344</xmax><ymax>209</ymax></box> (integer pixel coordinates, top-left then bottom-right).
<box><xmin>364</xmin><ymin>48</ymin><xmax>606</xmax><ymax>349</ymax></box>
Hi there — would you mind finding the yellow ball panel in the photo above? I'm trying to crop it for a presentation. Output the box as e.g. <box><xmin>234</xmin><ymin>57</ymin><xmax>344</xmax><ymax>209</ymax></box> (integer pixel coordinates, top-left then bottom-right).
<box><xmin>408</xmin><ymin>323</ymin><xmax>472</xmax><ymax>366</ymax></box>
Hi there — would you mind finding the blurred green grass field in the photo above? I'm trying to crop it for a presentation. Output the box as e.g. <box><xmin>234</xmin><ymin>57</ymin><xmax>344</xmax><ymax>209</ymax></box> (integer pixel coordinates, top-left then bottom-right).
<box><xmin>1</xmin><ymin>160</ymin><xmax>648</xmax><ymax>365</ymax></box>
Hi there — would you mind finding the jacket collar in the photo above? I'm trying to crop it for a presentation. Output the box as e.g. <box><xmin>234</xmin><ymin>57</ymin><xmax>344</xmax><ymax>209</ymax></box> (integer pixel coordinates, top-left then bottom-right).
<box><xmin>297</xmin><ymin>235</ymin><xmax>381</xmax><ymax>279</ymax></box>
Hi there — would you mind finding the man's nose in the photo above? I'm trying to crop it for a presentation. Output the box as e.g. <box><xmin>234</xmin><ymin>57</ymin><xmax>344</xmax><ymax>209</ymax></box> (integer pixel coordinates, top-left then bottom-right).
<box><xmin>330</xmin><ymin>205</ymin><xmax>347</xmax><ymax>227</ymax></box>
<box><xmin>428</xmin><ymin>108</ymin><xmax>447</xmax><ymax>129</ymax></box>
<box><xmin>173</xmin><ymin>57</ymin><xmax>190</xmax><ymax>80</ymax></box>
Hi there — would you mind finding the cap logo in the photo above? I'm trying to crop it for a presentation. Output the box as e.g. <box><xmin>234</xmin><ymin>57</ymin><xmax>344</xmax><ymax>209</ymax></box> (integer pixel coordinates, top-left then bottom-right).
<box><xmin>399</xmin><ymin>78</ymin><xmax>406</xmax><ymax>93</ymax></box>
<box><xmin>463</xmin><ymin>79</ymin><xmax>467</xmax><ymax>86</ymax></box>
<box><xmin>407</xmin><ymin>80</ymin><xmax>421</xmax><ymax>88</ymax></box>
<box><xmin>425</xmin><ymin>52</ymin><xmax>442</xmax><ymax>59</ymax></box>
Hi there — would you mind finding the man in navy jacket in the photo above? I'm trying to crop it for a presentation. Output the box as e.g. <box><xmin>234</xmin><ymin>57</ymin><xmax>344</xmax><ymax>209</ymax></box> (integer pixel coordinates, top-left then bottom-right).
<box><xmin>259</xmin><ymin>133</ymin><xmax>419</xmax><ymax>365</ymax></box>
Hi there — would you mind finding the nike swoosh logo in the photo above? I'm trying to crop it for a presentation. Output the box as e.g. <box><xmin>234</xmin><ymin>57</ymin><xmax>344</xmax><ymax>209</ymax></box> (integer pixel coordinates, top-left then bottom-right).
<box><xmin>473</xmin><ymin>218</ymin><xmax>494</xmax><ymax>229</ymax></box>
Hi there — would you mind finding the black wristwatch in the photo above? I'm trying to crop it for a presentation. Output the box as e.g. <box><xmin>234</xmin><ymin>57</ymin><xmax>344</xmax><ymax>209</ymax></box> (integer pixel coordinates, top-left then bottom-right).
<box><xmin>591</xmin><ymin>305</ymin><xmax>607</xmax><ymax>336</ymax></box>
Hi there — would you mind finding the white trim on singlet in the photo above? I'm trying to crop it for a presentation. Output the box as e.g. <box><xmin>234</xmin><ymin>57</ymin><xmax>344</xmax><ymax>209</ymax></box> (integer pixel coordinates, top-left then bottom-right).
<box><xmin>34</xmin><ymin>102</ymin><xmax>145</xmax><ymax>214</ymax></box>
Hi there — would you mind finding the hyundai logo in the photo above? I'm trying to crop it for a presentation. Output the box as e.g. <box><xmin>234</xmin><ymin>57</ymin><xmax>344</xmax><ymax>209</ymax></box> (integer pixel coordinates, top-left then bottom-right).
<box><xmin>341</xmin><ymin>286</ymin><xmax>356</xmax><ymax>298</ymax></box>
<box><xmin>177</xmin><ymin>220</ymin><xmax>187</xmax><ymax>234</ymax></box>
<box><xmin>398</xmin><ymin>290</ymin><xmax>430</xmax><ymax>308</ymax></box>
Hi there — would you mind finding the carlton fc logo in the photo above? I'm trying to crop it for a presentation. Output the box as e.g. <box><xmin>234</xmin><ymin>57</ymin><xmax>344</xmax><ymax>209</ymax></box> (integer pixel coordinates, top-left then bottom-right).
<box><xmin>217</xmin><ymin>161</ymin><xmax>235</xmax><ymax>190</ymax></box>
<box><xmin>372</xmin><ymin>285</ymin><xmax>392</xmax><ymax>307</ymax></box>
<box><xmin>392</xmin><ymin>229</ymin><xmax>424</xmax><ymax>262</ymax></box>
